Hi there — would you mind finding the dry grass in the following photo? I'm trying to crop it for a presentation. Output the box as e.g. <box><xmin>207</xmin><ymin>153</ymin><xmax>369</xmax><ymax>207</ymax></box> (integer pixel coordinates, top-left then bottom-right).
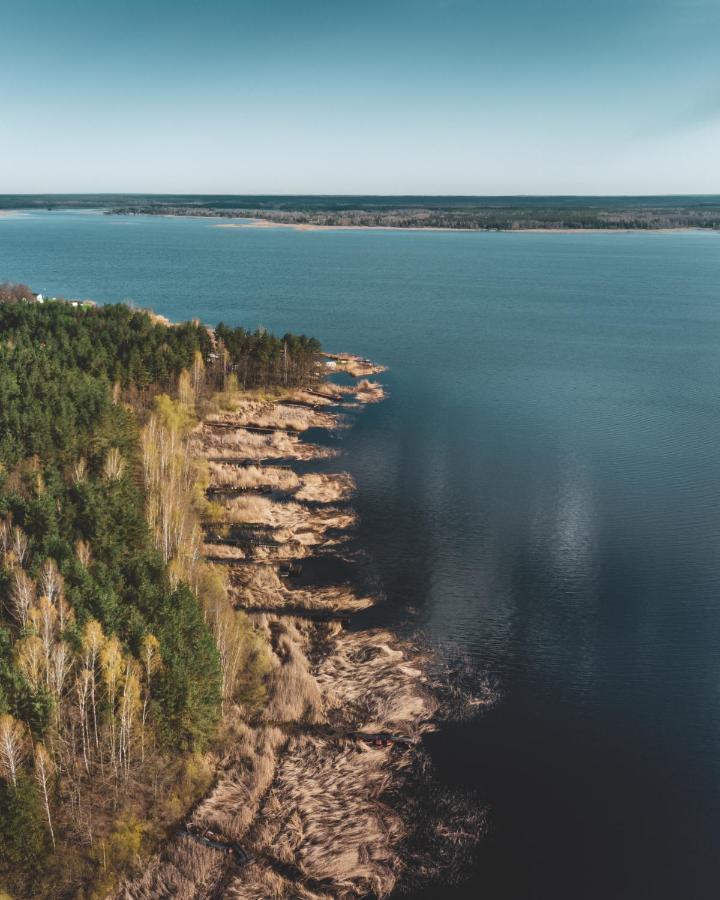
<box><xmin>229</xmin><ymin>565</ymin><xmax>373</xmax><ymax>613</ymax></box>
<box><xmin>263</xmin><ymin>620</ymin><xmax>325</xmax><ymax>725</ymax></box>
<box><xmin>120</xmin><ymin>623</ymin><xmax>437</xmax><ymax>900</ymax></box>
<box><xmin>318</xmin><ymin>631</ymin><xmax>436</xmax><ymax>734</ymax></box>
<box><xmin>221</xmin><ymin>495</ymin><xmax>356</xmax><ymax>532</ymax></box>
<box><xmin>245</xmin><ymin>734</ymin><xmax>403</xmax><ymax>897</ymax></box>
<box><xmin>194</xmin><ymin>427</ymin><xmax>335</xmax><ymax>462</ymax></box>
<box><xmin>202</xmin><ymin>542</ymin><xmax>310</xmax><ymax>562</ymax></box>
<box><xmin>118</xmin><ymin>838</ymin><xmax>223</xmax><ymax>899</ymax></box>
<box><xmin>223</xmin><ymin>494</ymin><xmax>277</xmax><ymax>524</ymax></box>
<box><xmin>207</xmin><ymin>466</ymin><xmax>355</xmax><ymax>504</ymax></box>
<box><xmin>294</xmin><ymin>472</ymin><xmax>356</xmax><ymax>503</ymax></box>
<box><xmin>354</xmin><ymin>380</ymin><xmax>386</xmax><ymax>404</ymax></box>
<box><xmin>240</xmin><ymin>623</ymin><xmax>433</xmax><ymax>897</ymax></box>
<box><xmin>210</xmin><ymin>399</ymin><xmax>338</xmax><ymax>432</ymax></box>
<box><xmin>226</xmin><ymin>865</ymin><xmax>326</xmax><ymax>900</ymax></box>
<box><xmin>208</xmin><ymin>462</ymin><xmax>301</xmax><ymax>492</ymax></box>
<box><xmin>194</xmin><ymin>722</ymin><xmax>286</xmax><ymax>839</ymax></box>
<box><xmin>119</xmin><ymin>723</ymin><xmax>287</xmax><ymax>899</ymax></box>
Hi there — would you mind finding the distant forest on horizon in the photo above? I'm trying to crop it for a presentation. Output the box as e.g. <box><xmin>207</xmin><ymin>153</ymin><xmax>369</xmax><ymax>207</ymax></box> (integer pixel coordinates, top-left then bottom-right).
<box><xmin>3</xmin><ymin>194</ymin><xmax>720</xmax><ymax>230</ymax></box>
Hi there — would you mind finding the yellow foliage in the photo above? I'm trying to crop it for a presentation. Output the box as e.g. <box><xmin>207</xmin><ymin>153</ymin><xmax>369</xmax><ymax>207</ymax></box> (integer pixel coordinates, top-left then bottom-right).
<box><xmin>140</xmin><ymin>634</ymin><xmax>161</xmax><ymax>679</ymax></box>
<box><xmin>181</xmin><ymin>751</ymin><xmax>214</xmax><ymax>797</ymax></box>
<box><xmin>154</xmin><ymin>393</ymin><xmax>196</xmax><ymax>435</ymax></box>
<box><xmin>177</xmin><ymin>369</ymin><xmax>194</xmax><ymax>411</ymax></box>
<box><xmin>92</xmin><ymin>815</ymin><xmax>147</xmax><ymax>894</ymax></box>
<box><xmin>197</xmin><ymin>563</ymin><xmax>228</xmax><ymax>610</ymax></box>
<box><xmin>235</xmin><ymin>615</ymin><xmax>273</xmax><ymax>706</ymax></box>
<box><xmin>15</xmin><ymin>635</ymin><xmax>45</xmax><ymax>691</ymax></box>
<box><xmin>225</xmin><ymin>371</ymin><xmax>240</xmax><ymax>396</ymax></box>
<box><xmin>203</xmin><ymin>499</ymin><xmax>225</xmax><ymax>523</ymax></box>
<box><xmin>82</xmin><ymin>618</ymin><xmax>105</xmax><ymax>656</ymax></box>
<box><xmin>100</xmin><ymin>636</ymin><xmax>123</xmax><ymax>696</ymax></box>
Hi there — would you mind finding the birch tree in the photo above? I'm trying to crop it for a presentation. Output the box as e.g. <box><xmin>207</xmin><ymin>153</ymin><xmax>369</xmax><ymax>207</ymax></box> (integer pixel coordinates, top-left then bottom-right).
<box><xmin>103</xmin><ymin>446</ymin><xmax>126</xmax><ymax>481</ymax></box>
<box><xmin>119</xmin><ymin>661</ymin><xmax>141</xmax><ymax>776</ymax></box>
<box><xmin>9</xmin><ymin>568</ymin><xmax>35</xmax><ymax>628</ymax></box>
<box><xmin>11</xmin><ymin>525</ymin><xmax>29</xmax><ymax>567</ymax></box>
<box><xmin>40</xmin><ymin>558</ymin><xmax>63</xmax><ymax>606</ymax></box>
<box><xmin>82</xmin><ymin>620</ymin><xmax>105</xmax><ymax>753</ymax></box>
<box><xmin>34</xmin><ymin>743</ymin><xmax>56</xmax><ymax>848</ymax></box>
<box><xmin>75</xmin><ymin>668</ymin><xmax>92</xmax><ymax>773</ymax></box>
<box><xmin>15</xmin><ymin>634</ymin><xmax>45</xmax><ymax>691</ymax></box>
<box><xmin>31</xmin><ymin>596</ymin><xmax>58</xmax><ymax>687</ymax></box>
<box><xmin>100</xmin><ymin>636</ymin><xmax>123</xmax><ymax>769</ymax></box>
<box><xmin>0</xmin><ymin>714</ymin><xmax>27</xmax><ymax>788</ymax></box>
<box><xmin>49</xmin><ymin>640</ymin><xmax>71</xmax><ymax>699</ymax></box>
<box><xmin>140</xmin><ymin>634</ymin><xmax>160</xmax><ymax>761</ymax></box>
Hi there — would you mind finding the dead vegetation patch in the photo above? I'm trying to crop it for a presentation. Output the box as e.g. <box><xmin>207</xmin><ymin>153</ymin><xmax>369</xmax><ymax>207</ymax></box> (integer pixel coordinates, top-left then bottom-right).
<box><xmin>208</xmin><ymin>462</ymin><xmax>301</xmax><ymax>493</ymax></box>
<box><xmin>193</xmin><ymin>426</ymin><xmax>335</xmax><ymax>462</ymax></box>
<box><xmin>219</xmin><ymin>496</ymin><xmax>356</xmax><ymax>532</ymax></box>
<box><xmin>202</xmin><ymin>542</ymin><xmax>310</xmax><ymax>562</ymax></box>
<box><xmin>242</xmin><ymin>734</ymin><xmax>403</xmax><ymax>896</ymax></box>
<box><xmin>206</xmin><ymin>399</ymin><xmax>339</xmax><ymax>432</ymax></box>
<box><xmin>229</xmin><ymin>564</ymin><xmax>373</xmax><ymax>613</ymax></box>
<box><xmin>207</xmin><ymin>466</ymin><xmax>355</xmax><ymax>504</ymax></box>
<box><xmin>318</xmin><ymin>630</ymin><xmax>437</xmax><ymax>736</ymax></box>
<box><xmin>294</xmin><ymin>472</ymin><xmax>356</xmax><ymax>503</ymax></box>
<box><xmin>354</xmin><ymin>379</ymin><xmax>386</xmax><ymax>404</ymax></box>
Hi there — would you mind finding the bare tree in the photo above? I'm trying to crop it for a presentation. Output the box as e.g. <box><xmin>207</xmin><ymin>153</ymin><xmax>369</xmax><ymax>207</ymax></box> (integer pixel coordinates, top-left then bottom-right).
<box><xmin>11</xmin><ymin>526</ymin><xmax>29</xmax><ymax>567</ymax></box>
<box><xmin>50</xmin><ymin>641</ymin><xmax>72</xmax><ymax>699</ymax></box>
<box><xmin>119</xmin><ymin>661</ymin><xmax>141</xmax><ymax>776</ymax></box>
<box><xmin>82</xmin><ymin>620</ymin><xmax>105</xmax><ymax>754</ymax></box>
<box><xmin>75</xmin><ymin>669</ymin><xmax>92</xmax><ymax>773</ymax></box>
<box><xmin>15</xmin><ymin>635</ymin><xmax>45</xmax><ymax>690</ymax></box>
<box><xmin>100</xmin><ymin>636</ymin><xmax>123</xmax><ymax>770</ymax></box>
<box><xmin>0</xmin><ymin>714</ymin><xmax>27</xmax><ymax>788</ymax></box>
<box><xmin>40</xmin><ymin>558</ymin><xmax>63</xmax><ymax>606</ymax></box>
<box><xmin>9</xmin><ymin>568</ymin><xmax>35</xmax><ymax>628</ymax></box>
<box><xmin>140</xmin><ymin>634</ymin><xmax>161</xmax><ymax>761</ymax></box>
<box><xmin>34</xmin><ymin>743</ymin><xmax>56</xmax><ymax>848</ymax></box>
<box><xmin>31</xmin><ymin>596</ymin><xmax>58</xmax><ymax>687</ymax></box>
<box><xmin>103</xmin><ymin>447</ymin><xmax>126</xmax><ymax>481</ymax></box>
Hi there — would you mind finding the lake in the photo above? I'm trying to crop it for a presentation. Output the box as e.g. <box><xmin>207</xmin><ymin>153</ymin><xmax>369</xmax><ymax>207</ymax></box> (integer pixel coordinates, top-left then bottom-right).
<box><xmin>2</xmin><ymin>210</ymin><xmax>720</xmax><ymax>898</ymax></box>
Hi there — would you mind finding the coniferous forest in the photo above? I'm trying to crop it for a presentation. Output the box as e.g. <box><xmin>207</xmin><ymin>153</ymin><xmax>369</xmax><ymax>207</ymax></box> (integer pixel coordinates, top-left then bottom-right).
<box><xmin>0</xmin><ymin>296</ymin><xmax>321</xmax><ymax>897</ymax></box>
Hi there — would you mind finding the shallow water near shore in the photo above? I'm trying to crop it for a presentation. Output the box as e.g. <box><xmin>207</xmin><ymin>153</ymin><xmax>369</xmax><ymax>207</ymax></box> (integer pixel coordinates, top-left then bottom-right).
<box><xmin>3</xmin><ymin>211</ymin><xmax>720</xmax><ymax>897</ymax></box>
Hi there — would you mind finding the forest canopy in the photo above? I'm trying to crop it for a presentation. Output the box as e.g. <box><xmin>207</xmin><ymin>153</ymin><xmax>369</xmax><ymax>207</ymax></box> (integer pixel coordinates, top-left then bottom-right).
<box><xmin>0</xmin><ymin>296</ymin><xmax>321</xmax><ymax>896</ymax></box>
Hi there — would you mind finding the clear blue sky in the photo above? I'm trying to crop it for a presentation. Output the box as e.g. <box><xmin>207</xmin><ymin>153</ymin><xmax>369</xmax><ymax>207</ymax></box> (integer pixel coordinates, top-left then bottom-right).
<box><xmin>2</xmin><ymin>0</ymin><xmax>719</xmax><ymax>194</ymax></box>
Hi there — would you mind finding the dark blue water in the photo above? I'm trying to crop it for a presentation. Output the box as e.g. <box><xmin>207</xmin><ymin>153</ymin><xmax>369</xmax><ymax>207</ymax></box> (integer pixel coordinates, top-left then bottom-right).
<box><xmin>3</xmin><ymin>211</ymin><xmax>720</xmax><ymax>898</ymax></box>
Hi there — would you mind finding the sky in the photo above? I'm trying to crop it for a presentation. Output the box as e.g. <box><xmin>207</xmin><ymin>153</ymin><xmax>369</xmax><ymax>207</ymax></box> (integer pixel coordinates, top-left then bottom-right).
<box><xmin>1</xmin><ymin>0</ymin><xmax>719</xmax><ymax>194</ymax></box>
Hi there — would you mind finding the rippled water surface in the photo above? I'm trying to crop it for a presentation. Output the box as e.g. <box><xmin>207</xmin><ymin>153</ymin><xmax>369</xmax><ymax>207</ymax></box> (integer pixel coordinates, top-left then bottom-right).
<box><xmin>2</xmin><ymin>211</ymin><xmax>720</xmax><ymax>898</ymax></box>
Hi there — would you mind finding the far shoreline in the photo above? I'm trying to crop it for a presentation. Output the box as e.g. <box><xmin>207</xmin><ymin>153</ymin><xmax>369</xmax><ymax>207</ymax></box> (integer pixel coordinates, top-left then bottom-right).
<box><xmin>214</xmin><ymin>218</ymin><xmax>715</xmax><ymax>235</ymax></box>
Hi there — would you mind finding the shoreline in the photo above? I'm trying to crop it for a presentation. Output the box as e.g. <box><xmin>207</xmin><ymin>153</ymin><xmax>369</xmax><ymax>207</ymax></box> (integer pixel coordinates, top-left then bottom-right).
<box><xmin>2</xmin><ymin>208</ymin><xmax>716</xmax><ymax>234</ymax></box>
<box><xmin>215</xmin><ymin>219</ymin><xmax>714</xmax><ymax>235</ymax></box>
<box><xmin>120</xmin><ymin>358</ymin><xmax>484</xmax><ymax>898</ymax></box>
